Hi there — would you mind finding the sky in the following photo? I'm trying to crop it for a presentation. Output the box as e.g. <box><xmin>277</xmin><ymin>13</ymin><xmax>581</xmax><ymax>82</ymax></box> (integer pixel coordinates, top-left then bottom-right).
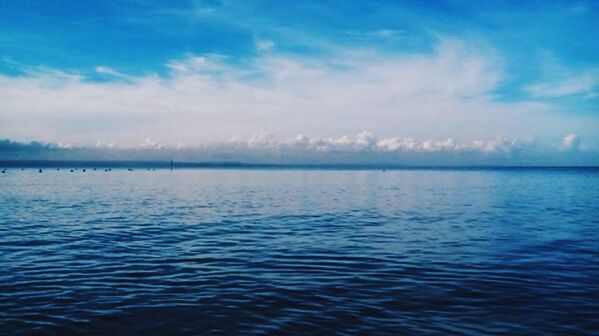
<box><xmin>1</xmin><ymin>0</ymin><xmax>598</xmax><ymax>164</ymax></box>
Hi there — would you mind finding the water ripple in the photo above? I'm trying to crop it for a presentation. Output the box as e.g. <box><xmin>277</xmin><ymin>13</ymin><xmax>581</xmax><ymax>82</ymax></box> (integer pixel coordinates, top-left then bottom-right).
<box><xmin>1</xmin><ymin>169</ymin><xmax>598</xmax><ymax>335</ymax></box>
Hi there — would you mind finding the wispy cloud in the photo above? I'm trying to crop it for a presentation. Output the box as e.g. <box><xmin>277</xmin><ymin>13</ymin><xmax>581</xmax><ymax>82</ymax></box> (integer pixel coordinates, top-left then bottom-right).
<box><xmin>255</xmin><ymin>39</ymin><xmax>275</xmax><ymax>52</ymax></box>
<box><xmin>344</xmin><ymin>29</ymin><xmax>405</xmax><ymax>39</ymax></box>
<box><xmin>94</xmin><ymin>66</ymin><xmax>136</xmax><ymax>81</ymax></box>
<box><xmin>524</xmin><ymin>70</ymin><xmax>598</xmax><ymax>98</ymax></box>
<box><xmin>569</xmin><ymin>4</ymin><xmax>590</xmax><ymax>15</ymax></box>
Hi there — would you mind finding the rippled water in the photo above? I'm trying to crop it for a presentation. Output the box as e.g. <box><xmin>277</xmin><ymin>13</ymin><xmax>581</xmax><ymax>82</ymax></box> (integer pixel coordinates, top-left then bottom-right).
<box><xmin>1</xmin><ymin>168</ymin><xmax>598</xmax><ymax>335</ymax></box>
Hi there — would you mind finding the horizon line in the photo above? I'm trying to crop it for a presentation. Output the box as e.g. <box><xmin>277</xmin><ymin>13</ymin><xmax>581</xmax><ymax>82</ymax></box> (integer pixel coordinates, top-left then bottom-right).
<box><xmin>1</xmin><ymin>160</ymin><xmax>598</xmax><ymax>171</ymax></box>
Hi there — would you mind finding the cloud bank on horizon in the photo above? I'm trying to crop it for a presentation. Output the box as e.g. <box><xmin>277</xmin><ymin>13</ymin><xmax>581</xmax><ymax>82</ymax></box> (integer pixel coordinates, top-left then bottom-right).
<box><xmin>2</xmin><ymin>132</ymin><xmax>597</xmax><ymax>166</ymax></box>
<box><xmin>0</xmin><ymin>1</ymin><xmax>598</xmax><ymax>164</ymax></box>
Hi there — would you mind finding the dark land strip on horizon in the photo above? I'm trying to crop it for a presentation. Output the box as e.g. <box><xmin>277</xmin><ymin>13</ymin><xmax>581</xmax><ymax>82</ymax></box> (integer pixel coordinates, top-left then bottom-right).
<box><xmin>1</xmin><ymin>160</ymin><xmax>598</xmax><ymax>171</ymax></box>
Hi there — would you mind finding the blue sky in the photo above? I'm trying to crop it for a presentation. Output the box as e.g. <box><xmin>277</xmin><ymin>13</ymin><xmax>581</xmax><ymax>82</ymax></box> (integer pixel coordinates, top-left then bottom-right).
<box><xmin>0</xmin><ymin>1</ymin><xmax>598</xmax><ymax>163</ymax></box>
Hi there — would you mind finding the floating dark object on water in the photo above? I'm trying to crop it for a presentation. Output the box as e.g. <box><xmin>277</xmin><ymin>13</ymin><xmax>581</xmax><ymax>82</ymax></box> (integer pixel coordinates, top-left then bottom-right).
<box><xmin>128</xmin><ymin>168</ymin><xmax>134</xmax><ymax>171</ymax></box>
<box><xmin>38</xmin><ymin>169</ymin><xmax>42</xmax><ymax>173</ymax></box>
<box><xmin>70</xmin><ymin>169</ymin><xmax>74</xmax><ymax>172</ymax></box>
<box><xmin>82</xmin><ymin>169</ymin><xmax>86</xmax><ymax>172</ymax></box>
<box><xmin>1</xmin><ymin>170</ymin><xmax>5</xmax><ymax>174</ymax></box>
<box><xmin>57</xmin><ymin>168</ymin><xmax>60</xmax><ymax>171</ymax></box>
<box><xmin>93</xmin><ymin>168</ymin><xmax>97</xmax><ymax>171</ymax></box>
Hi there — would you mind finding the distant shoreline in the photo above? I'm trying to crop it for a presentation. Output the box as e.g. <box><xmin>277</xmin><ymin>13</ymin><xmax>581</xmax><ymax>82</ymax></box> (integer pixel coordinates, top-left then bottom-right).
<box><xmin>1</xmin><ymin>160</ymin><xmax>598</xmax><ymax>171</ymax></box>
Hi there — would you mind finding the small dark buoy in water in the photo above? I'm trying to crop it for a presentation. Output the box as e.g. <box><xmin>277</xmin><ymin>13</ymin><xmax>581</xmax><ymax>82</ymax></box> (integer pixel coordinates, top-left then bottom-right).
<box><xmin>38</xmin><ymin>169</ymin><xmax>42</xmax><ymax>173</ymax></box>
<box><xmin>128</xmin><ymin>168</ymin><xmax>133</xmax><ymax>171</ymax></box>
<box><xmin>1</xmin><ymin>170</ymin><xmax>5</xmax><ymax>174</ymax></box>
<box><xmin>70</xmin><ymin>169</ymin><xmax>74</xmax><ymax>172</ymax></box>
<box><xmin>82</xmin><ymin>169</ymin><xmax>86</xmax><ymax>172</ymax></box>
<box><xmin>93</xmin><ymin>168</ymin><xmax>97</xmax><ymax>171</ymax></box>
<box><xmin>56</xmin><ymin>168</ymin><xmax>60</xmax><ymax>171</ymax></box>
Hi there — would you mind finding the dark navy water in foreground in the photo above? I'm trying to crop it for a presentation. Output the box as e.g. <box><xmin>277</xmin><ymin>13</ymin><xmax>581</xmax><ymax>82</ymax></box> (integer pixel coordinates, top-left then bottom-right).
<box><xmin>1</xmin><ymin>168</ymin><xmax>598</xmax><ymax>335</ymax></box>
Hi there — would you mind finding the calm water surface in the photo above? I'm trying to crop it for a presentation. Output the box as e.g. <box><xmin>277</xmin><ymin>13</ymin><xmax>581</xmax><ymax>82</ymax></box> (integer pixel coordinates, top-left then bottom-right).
<box><xmin>1</xmin><ymin>168</ymin><xmax>598</xmax><ymax>335</ymax></box>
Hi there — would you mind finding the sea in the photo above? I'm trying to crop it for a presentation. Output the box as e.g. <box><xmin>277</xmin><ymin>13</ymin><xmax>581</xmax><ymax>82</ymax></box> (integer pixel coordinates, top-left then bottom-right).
<box><xmin>1</xmin><ymin>166</ymin><xmax>598</xmax><ymax>335</ymax></box>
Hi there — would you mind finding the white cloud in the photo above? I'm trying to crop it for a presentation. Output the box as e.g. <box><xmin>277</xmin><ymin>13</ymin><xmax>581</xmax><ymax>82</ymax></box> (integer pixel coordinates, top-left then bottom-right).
<box><xmin>256</xmin><ymin>39</ymin><xmax>275</xmax><ymax>52</ymax></box>
<box><xmin>95</xmin><ymin>66</ymin><xmax>134</xmax><ymax>81</ymax></box>
<box><xmin>77</xmin><ymin>131</ymin><xmax>538</xmax><ymax>154</ymax></box>
<box><xmin>525</xmin><ymin>71</ymin><xmax>598</xmax><ymax>98</ymax></box>
<box><xmin>138</xmin><ymin>138</ymin><xmax>161</xmax><ymax>149</ymax></box>
<box><xmin>0</xmin><ymin>38</ymin><xmax>594</xmax><ymax>148</ymax></box>
<box><xmin>3</xmin><ymin>133</ymin><xmax>598</xmax><ymax>165</ymax></box>
<box><xmin>95</xmin><ymin>140</ymin><xmax>116</xmax><ymax>149</ymax></box>
<box><xmin>562</xmin><ymin>133</ymin><xmax>581</xmax><ymax>151</ymax></box>
<box><xmin>210</xmin><ymin>131</ymin><xmax>536</xmax><ymax>154</ymax></box>
<box><xmin>247</xmin><ymin>130</ymin><xmax>275</xmax><ymax>148</ymax></box>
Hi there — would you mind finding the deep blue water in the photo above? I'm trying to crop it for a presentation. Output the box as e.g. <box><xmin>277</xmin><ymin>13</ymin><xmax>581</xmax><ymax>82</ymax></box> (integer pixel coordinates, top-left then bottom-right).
<box><xmin>1</xmin><ymin>168</ymin><xmax>598</xmax><ymax>335</ymax></box>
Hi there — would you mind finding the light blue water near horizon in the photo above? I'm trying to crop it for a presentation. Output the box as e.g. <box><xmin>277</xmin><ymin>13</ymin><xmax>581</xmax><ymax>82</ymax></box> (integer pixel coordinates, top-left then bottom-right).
<box><xmin>1</xmin><ymin>168</ymin><xmax>598</xmax><ymax>335</ymax></box>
